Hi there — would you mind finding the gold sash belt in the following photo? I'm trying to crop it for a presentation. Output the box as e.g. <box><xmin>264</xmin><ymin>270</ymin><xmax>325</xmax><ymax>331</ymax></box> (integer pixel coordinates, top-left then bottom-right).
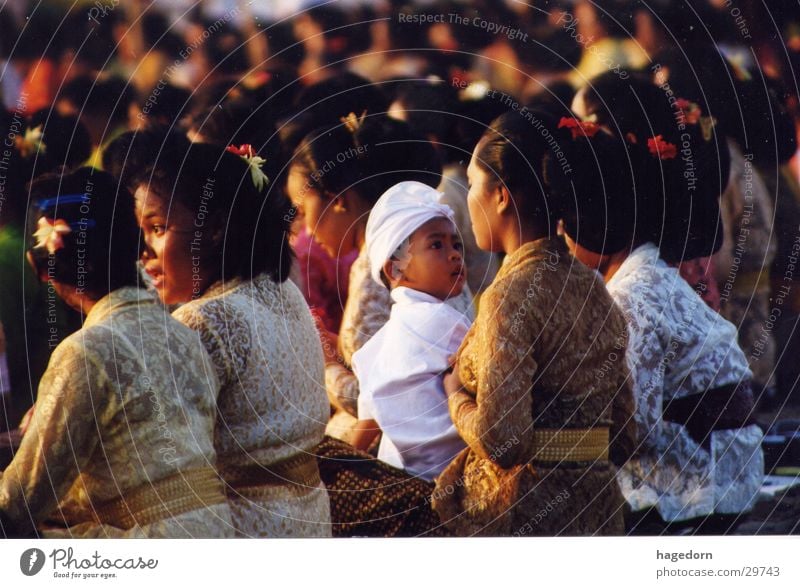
<box><xmin>221</xmin><ymin>452</ymin><xmax>321</xmax><ymax>497</ymax></box>
<box><xmin>531</xmin><ymin>427</ymin><xmax>610</xmax><ymax>463</ymax></box>
<box><xmin>94</xmin><ymin>467</ymin><xmax>226</xmax><ymax>530</ymax></box>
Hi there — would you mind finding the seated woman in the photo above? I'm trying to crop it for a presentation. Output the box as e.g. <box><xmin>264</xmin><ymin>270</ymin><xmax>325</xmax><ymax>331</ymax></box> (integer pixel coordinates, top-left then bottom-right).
<box><xmin>0</xmin><ymin>168</ymin><xmax>233</xmax><ymax>538</ymax></box>
<box><xmin>132</xmin><ymin>142</ymin><xmax>331</xmax><ymax>538</ymax></box>
<box><xmin>563</xmin><ymin>77</ymin><xmax>764</xmax><ymax>533</ymax></box>
<box><xmin>433</xmin><ymin>111</ymin><xmax>636</xmax><ymax>536</ymax></box>
<box><xmin>571</xmin><ymin>72</ymin><xmax>730</xmax><ymax>311</ymax></box>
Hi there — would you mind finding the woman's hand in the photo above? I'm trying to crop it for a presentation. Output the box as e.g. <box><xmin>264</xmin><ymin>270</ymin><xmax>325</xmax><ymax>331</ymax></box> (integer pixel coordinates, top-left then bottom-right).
<box><xmin>320</xmin><ymin>329</ymin><xmax>341</xmax><ymax>366</ymax></box>
<box><xmin>443</xmin><ymin>356</ymin><xmax>463</xmax><ymax>398</ymax></box>
<box><xmin>18</xmin><ymin>405</ymin><xmax>35</xmax><ymax>436</ymax></box>
<box><xmin>311</xmin><ymin>309</ymin><xmax>342</xmax><ymax>366</ymax></box>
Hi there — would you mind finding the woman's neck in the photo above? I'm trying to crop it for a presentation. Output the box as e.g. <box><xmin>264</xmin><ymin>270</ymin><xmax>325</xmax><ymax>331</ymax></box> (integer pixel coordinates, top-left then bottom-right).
<box><xmin>56</xmin><ymin>283</ymin><xmax>99</xmax><ymax>316</ymax></box>
<box><xmin>501</xmin><ymin>223</ymin><xmax>548</xmax><ymax>256</ymax></box>
<box><xmin>598</xmin><ymin>250</ymin><xmax>630</xmax><ymax>283</ymax></box>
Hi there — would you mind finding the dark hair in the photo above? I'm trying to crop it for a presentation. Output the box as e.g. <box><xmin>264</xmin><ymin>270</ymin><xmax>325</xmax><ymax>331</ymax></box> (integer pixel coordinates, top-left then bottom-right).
<box><xmin>456</xmin><ymin>93</ymin><xmax>512</xmax><ymax>162</ymax></box>
<box><xmin>287</xmin><ymin>73</ymin><xmax>389</xmax><ymax>147</ymax></box>
<box><xmin>26</xmin><ymin>109</ymin><xmax>92</xmax><ymax>171</ymax></box>
<box><xmin>134</xmin><ymin>142</ymin><xmax>294</xmax><ymax>284</ymax></box>
<box><xmin>0</xmin><ymin>11</ymin><xmax>18</xmax><ymax>59</ymax></box>
<box><xmin>59</xmin><ymin>75</ymin><xmax>134</xmax><ymax>130</ymax></box>
<box><xmin>27</xmin><ymin>168</ymin><xmax>141</xmax><ymax>299</ymax></box>
<box><xmin>303</xmin><ymin>4</ymin><xmax>373</xmax><ymax>62</ymax></box>
<box><xmin>392</xmin><ymin>80</ymin><xmax>465</xmax><ymax>165</ymax></box>
<box><xmin>189</xmin><ymin>96</ymin><xmax>281</xmax><ymax>158</ymax></box>
<box><xmin>291</xmin><ymin>115</ymin><xmax>442</xmax><ymax>205</ymax></box>
<box><xmin>136</xmin><ymin>84</ymin><xmax>191</xmax><ymax>129</ymax></box>
<box><xmin>103</xmin><ymin>128</ymin><xmax>192</xmax><ymax>192</ymax></box>
<box><xmin>205</xmin><ymin>23</ymin><xmax>250</xmax><ymax>76</ymax></box>
<box><xmin>519</xmin><ymin>27</ymin><xmax>582</xmax><ymax>74</ymax></box>
<box><xmin>551</xmin><ymin>131</ymin><xmax>638</xmax><ymax>255</ymax></box>
<box><xmin>655</xmin><ymin>50</ymin><xmax>797</xmax><ymax>165</ymax></box>
<box><xmin>142</xmin><ymin>12</ymin><xmax>184</xmax><ymax>58</ymax></box>
<box><xmin>473</xmin><ymin>110</ymin><xmax>570</xmax><ymax>232</ymax></box>
<box><xmin>0</xmin><ymin>110</ymin><xmax>92</xmax><ymax>227</ymax></box>
<box><xmin>525</xmin><ymin>82</ymin><xmax>578</xmax><ymax>120</ymax></box>
<box><xmin>578</xmin><ymin>72</ymin><xmax>730</xmax><ymax>261</ymax></box>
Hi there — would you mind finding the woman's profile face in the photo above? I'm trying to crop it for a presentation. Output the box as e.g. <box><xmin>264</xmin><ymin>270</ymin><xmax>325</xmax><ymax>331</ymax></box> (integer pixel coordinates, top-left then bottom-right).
<box><xmin>287</xmin><ymin>165</ymin><xmax>359</xmax><ymax>258</ymax></box>
<box><xmin>466</xmin><ymin>144</ymin><xmax>502</xmax><ymax>253</ymax></box>
<box><xmin>134</xmin><ymin>184</ymin><xmax>216</xmax><ymax>304</ymax></box>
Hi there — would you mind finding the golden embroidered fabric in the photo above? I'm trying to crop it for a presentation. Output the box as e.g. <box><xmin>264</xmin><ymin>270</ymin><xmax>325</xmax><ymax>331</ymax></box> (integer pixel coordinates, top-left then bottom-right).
<box><xmin>222</xmin><ymin>453</ymin><xmax>321</xmax><ymax>497</ymax></box>
<box><xmin>94</xmin><ymin>468</ymin><xmax>226</xmax><ymax>530</ymax></box>
<box><xmin>531</xmin><ymin>428</ymin><xmax>609</xmax><ymax>463</ymax></box>
<box><xmin>433</xmin><ymin>238</ymin><xmax>635</xmax><ymax>536</ymax></box>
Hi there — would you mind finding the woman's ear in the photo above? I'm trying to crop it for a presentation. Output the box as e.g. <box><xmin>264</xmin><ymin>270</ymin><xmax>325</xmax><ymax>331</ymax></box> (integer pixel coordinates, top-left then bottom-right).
<box><xmin>496</xmin><ymin>184</ymin><xmax>513</xmax><ymax>216</ymax></box>
<box><xmin>331</xmin><ymin>196</ymin><xmax>346</xmax><ymax>213</ymax></box>
<box><xmin>334</xmin><ymin>189</ymin><xmax>369</xmax><ymax>217</ymax></box>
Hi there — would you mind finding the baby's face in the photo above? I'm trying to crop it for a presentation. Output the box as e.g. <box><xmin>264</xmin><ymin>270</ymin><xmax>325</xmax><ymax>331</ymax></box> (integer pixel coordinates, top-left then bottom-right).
<box><xmin>391</xmin><ymin>217</ymin><xmax>466</xmax><ymax>300</ymax></box>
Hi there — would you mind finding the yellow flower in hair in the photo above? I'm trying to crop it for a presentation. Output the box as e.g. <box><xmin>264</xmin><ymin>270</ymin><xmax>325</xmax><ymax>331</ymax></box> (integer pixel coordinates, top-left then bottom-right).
<box><xmin>33</xmin><ymin>217</ymin><xmax>71</xmax><ymax>255</ymax></box>
<box><xmin>17</xmin><ymin>125</ymin><xmax>46</xmax><ymax>158</ymax></box>
<box><xmin>700</xmin><ymin>116</ymin><xmax>717</xmax><ymax>142</ymax></box>
<box><xmin>340</xmin><ymin>111</ymin><xmax>367</xmax><ymax>134</ymax></box>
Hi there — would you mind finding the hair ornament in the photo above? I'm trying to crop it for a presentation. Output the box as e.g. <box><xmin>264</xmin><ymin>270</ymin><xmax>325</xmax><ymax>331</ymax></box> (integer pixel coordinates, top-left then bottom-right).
<box><xmin>17</xmin><ymin>125</ymin><xmax>47</xmax><ymax>157</ymax></box>
<box><xmin>33</xmin><ymin>217</ymin><xmax>72</xmax><ymax>255</ymax></box>
<box><xmin>558</xmin><ymin>117</ymin><xmax>600</xmax><ymax>139</ymax></box>
<box><xmin>675</xmin><ymin>98</ymin><xmax>702</xmax><ymax>125</ymax></box>
<box><xmin>340</xmin><ymin>111</ymin><xmax>367</xmax><ymax>134</ymax></box>
<box><xmin>226</xmin><ymin>144</ymin><xmax>270</xmax><ymax>191</ymax></box>
<box><xmin>647</xmin><ymin>135</ymin><xmax>678</xmax><ymax>160</ymax></box>
<box><xmin>699</xmin><ymin>116</ymin><xmax>717</xmax><ymax>142</ymax></box>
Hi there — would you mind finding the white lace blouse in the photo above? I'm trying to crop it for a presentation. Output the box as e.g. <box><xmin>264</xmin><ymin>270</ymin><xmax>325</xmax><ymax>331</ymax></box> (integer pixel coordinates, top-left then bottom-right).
<box><xmin>172</xmin><ymin>274</ymin><xmax>331</xmax><ymax>537</ymax></box>
<box><xmin>610</xmin><ymin>243</ymin><xmax>764</xmax><ymax>522</ymax></box>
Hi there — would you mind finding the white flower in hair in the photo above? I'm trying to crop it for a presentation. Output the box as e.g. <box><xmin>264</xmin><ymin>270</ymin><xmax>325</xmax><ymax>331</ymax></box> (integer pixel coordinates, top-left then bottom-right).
<box><xmin>226</xmin><ymin>144</ymin><xmax>270</xmax><ymax>191</ymax></box>
<box><xmin>33</xmin><ymin>217</ymin><xmax>71</xmax><ymax>255</ymax></box>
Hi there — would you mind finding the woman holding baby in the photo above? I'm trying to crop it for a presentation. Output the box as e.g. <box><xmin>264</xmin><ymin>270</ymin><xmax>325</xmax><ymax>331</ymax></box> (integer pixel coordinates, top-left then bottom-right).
<box><xmin>290</xmin><ymin>111</ymin><xmax>635</xmax><ymax>536</ymax></box>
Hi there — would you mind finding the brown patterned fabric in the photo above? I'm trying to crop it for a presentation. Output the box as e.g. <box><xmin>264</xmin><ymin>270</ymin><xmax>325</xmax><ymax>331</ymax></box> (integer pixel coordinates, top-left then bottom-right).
<box><xmin>315</xmin><ymin>436</ymin><xmax>449</xmax><ymax>537</ymax></box>
<box><xmin>433</xmin><ymin>237</ymin><xmax>636</xmax><ymax>536</ymax></box>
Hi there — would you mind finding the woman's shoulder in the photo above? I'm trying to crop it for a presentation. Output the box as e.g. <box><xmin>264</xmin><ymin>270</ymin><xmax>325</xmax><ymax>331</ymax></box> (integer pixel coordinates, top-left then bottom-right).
<box><xmin>172</xmin><ymin>286</ymin><xmax>249</xmax><ymax>334</ymax></box>
<box><xmin>485</xmin><ymin>240</ymin><xmax>599</xmax><ymax>303</ymax></box>
<box><xmin>174</xmin><ymin>275</ymin><xmax>311</xmax><ymax>329</ymax></box>
<box><xmin>607</xmin><ymin>247</ymin><xmax>675</xmax><ymax>306</ymax></box>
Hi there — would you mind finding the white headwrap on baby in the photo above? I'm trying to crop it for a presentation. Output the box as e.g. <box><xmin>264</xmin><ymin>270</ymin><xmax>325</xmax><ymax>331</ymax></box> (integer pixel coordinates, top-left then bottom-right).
<box><xmin>366</xmin><ymin>181</ymin><xmax>455</xmax><ymax>286</ymax></box>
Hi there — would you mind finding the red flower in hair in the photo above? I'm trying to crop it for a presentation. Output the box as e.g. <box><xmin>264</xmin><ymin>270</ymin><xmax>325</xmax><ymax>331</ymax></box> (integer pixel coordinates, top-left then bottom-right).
<box><xmin>625</xmin><ymin>132</ymin><xmax>638</xmax><ymax>144</ymax></box>
<box><xmin>226</xmin><ymin>144</ymin><xmax>270</xmax><ymax>190</ymax></box>
<box><xmin>647</xmin><ymin>135</ymin><xmax>677</xmax><ymax>160</ymax></box>
<box><xmin>558</xmin><ymin>117</ymin><xmax>600</xmax><ymax>139</ymax></box>
<box><xmin>226</xmin><ymin>144</ymin><xmax>256</xmax><ymax>158</ymax></box>
<box><xmin>675</xmin><ymin>98</ymin><xmax>702</xmax><ymax>125</ymax></box>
